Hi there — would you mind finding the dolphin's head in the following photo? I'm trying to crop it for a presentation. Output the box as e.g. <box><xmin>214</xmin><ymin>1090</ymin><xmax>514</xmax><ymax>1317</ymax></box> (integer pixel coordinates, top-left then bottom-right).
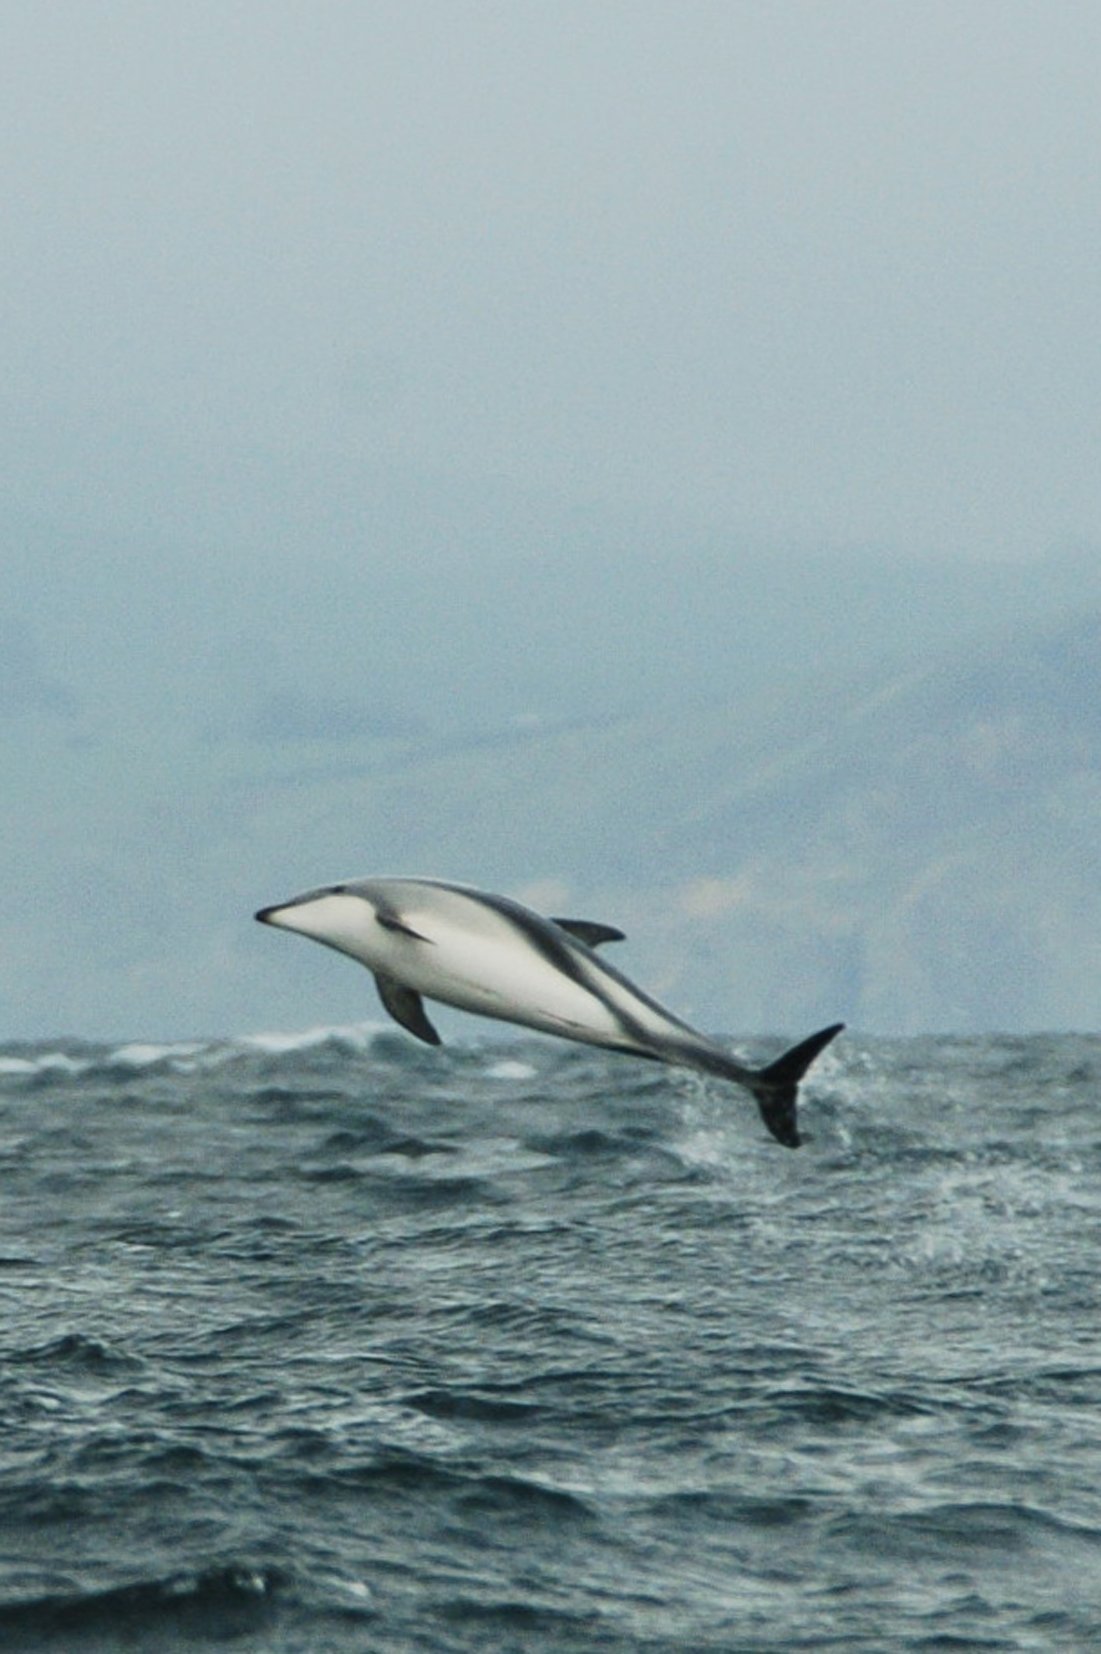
<box><xmin>256</xmin><ymin>883</ymin><xmax>380</xmax><ymax>964</ymax></box>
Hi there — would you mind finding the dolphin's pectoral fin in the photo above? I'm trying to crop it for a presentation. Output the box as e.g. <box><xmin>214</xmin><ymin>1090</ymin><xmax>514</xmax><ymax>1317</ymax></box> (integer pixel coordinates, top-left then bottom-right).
<box><xmin>374</xmin><ymin>974</ymin><xmax>442</xmax><ymax>1045</ymax></box>
<box><xmin>551</xmin><ymin>918</ymin><xmax>626</xmax><ymax>948</ymax></box>
<box><xmin>375</xmin><ymin>907</ymin><xmax>433</xmax><ymax>944</ymax></box>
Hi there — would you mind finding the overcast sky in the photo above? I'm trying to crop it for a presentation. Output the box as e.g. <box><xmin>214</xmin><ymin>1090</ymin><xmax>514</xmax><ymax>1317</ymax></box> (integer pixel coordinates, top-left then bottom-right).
<box><xmin>4</xmin><ymin>0</ymin><xmax>1099</xmax><ymax>561</ymax></box>
<box><xmin>3</xmin><ymin>2</ymin><xmax>1101</xmax><ymax>1037</ymax></box>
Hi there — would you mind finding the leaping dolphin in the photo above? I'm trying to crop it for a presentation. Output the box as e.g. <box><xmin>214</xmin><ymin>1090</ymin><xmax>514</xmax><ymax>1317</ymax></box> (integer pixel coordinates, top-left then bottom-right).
<box><xmin>255</xmin><ymin>876</ymin><xmax>843</xmax><ymax>1147</ymax></box>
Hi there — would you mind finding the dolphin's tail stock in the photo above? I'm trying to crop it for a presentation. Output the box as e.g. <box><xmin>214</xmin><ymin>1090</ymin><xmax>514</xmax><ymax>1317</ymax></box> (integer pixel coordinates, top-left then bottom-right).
<box><xmin>742</xmin><ymin>1022</ymin><xmax>845</xmax><ymax>1147</ymax></box>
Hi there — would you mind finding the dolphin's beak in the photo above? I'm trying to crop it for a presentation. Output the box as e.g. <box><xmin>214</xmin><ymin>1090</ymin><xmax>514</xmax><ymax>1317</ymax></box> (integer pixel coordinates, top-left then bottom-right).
<box><xmin>255</xmin><ymin>898</ymin><xmax>323</xmax><ymax>936</ymax></box>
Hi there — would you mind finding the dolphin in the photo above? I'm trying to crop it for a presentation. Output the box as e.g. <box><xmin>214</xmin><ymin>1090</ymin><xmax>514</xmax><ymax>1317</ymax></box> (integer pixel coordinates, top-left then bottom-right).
<box><xmin>255</xmin><ymin>876</ymin><xmax>843</xmax><ymax>1147</ymax></box>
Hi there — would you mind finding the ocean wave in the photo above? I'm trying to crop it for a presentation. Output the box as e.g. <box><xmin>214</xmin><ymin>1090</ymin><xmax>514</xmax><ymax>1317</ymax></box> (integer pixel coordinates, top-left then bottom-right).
<box><xmin>0</xmin><ymin>1565</ymin><xmax>283</xmax><ymax>1643</ymax></box>
<box><xmin>0</xmin><ymin>1022</ymin><xmax>407</xmax><ymax>1090</ymax></box>
<box><xmin>237</xmin><ymin>1022</ymin><xmax>388</xmax><ymax>1058</ymax></box>
<box><xmin>1</xmin><ymin>1031</ymin><xmax>1100</xmax><ymax>1650</ymax></box>
<box><xmin>831</xmin><ymin>1499</ymin><xmax>1101</xmax><ymax>1562</ymax></box>
<box><xmin>10</xmin><ymin>1332</ymin><xmax>142</xmax><ymax>1375</ymax></box>
<box><xmin>0</xmin><ymin>1020</ymin><xmax>649</xmax><ymax>1092</ymax></box>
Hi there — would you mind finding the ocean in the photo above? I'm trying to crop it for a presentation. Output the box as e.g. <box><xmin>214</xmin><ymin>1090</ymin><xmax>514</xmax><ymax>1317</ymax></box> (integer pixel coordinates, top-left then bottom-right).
<box><xmin>0</xmin><ymin>1026</ymin><xmax>1098</xmax><ymax>1652</ymax></box>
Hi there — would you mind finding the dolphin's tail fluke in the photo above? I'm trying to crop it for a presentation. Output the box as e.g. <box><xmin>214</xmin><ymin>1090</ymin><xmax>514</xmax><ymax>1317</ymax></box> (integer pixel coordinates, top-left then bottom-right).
<box><xmin>745</xmin><ymin>1022</ymin><xmax>845</xmax><ymax>1148</ymax></box>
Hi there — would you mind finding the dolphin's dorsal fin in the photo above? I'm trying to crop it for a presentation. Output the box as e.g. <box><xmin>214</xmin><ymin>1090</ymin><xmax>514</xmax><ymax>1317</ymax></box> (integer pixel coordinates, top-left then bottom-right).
<box><xmin>551</xmin><ymin>918</ymin><xmax>626</xmax><ymax>949</ymax></box>
<box><xmin>374</xmin><ymin>974</ymin><xmax>441</xmax><ymax>1045</ymax></box>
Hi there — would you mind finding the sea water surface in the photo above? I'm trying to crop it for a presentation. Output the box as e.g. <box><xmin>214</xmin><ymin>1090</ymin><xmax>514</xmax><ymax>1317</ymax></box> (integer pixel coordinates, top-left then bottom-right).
<box><xmin>0</xmin><ymin>1027</ymin><xmax>1098</xmax><ymax>1651</ymax></box>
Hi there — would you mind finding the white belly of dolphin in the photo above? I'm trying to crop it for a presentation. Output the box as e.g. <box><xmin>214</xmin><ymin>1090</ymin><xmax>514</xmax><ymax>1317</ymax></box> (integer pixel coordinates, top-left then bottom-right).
<box><xmin>371</xmin><ymin>910</ymin><xmax>627</xmax><ymax>1041</ymax></box>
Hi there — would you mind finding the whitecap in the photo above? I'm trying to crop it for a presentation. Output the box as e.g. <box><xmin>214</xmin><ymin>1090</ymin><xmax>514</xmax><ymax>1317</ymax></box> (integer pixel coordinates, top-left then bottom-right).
<box><xmin>0</xmin><ymin>1051</ymin><xmax>90</xmax><ymax>1080</ymax></box>
<box><xmin>108</xmin><ymin>1041</ymin><xmax>208</xmax><ymax>1069</ymax></box>
<box><xmin>238</xmin><ymin>1021</ymin><xmax>385</xmax><ymax>1056</ymax></box>
<box><xmin>485</xmin><ymin>1059</ymin><xmax>538</xmax><ymax>1081</ymax></box>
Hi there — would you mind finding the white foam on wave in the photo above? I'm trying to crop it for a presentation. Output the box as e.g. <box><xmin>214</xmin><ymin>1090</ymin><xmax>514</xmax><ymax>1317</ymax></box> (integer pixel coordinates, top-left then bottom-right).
<box><xmin>0</xmin><ymin>1056</ymin><xmax>41</xmax><ymax>1076</ymax></box>
<box><xmin>238</xmin><ymin>1021</ymin><xmax>387</xmax><ymax>1057</ymax></box>
<box><xmin>0</xmin><ymin>1051</ymin><xmax>90</xmax><ymax>1079</ymax></box>
<box><xmin>484</xmin><ymin>1059</ymin><xmax>538</xmax><ymax>1081</ymax></box>
<box><xmin>108</xmin><ymin>1041</ymin><xmax>209</xmax><ymax>1070</ymax></box>
<box><xmin>0</xmin><ymin>1020</ymin><xmax>410</xmax><ymax>1086</ymax></box>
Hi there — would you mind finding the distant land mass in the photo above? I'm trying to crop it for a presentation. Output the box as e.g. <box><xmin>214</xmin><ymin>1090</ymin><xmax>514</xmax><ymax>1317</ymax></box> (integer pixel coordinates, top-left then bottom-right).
<box><xmin>636</xmin><ymin>609</ymin><xmax>1101</xmax><ymax>1033</ymax></box>
<box><xmin>3</xmin><ymin>605</ymin><xmax>1099</xmax><ymax>1038</ymax></box>
<box><xmin>225</xmin><ymin>608</ymin><xmax>1101</xmax><ymax>1039</ymax></box>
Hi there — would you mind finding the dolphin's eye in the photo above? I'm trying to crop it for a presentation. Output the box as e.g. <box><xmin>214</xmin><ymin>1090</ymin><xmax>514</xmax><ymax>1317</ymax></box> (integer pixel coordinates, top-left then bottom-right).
<box><xmin>330</xmin><ymin>884</ymin><xmax>348</xmax><ymax>894</ymax></box>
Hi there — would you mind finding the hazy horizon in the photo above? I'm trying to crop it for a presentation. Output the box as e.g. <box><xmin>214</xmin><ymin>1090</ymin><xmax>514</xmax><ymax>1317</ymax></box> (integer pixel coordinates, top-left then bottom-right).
<box><xmin>4</xmin><ymin>3</ymin><xmax>1100</xmax><ymax>1037</ymax></box>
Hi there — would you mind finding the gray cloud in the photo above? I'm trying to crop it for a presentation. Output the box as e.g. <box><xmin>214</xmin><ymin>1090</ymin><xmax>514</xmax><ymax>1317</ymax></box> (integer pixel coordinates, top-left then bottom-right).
<box><xmin>3</xmin><ymin>3</ymin><xmax>1099</xmax><ymax>557</ymax></box>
